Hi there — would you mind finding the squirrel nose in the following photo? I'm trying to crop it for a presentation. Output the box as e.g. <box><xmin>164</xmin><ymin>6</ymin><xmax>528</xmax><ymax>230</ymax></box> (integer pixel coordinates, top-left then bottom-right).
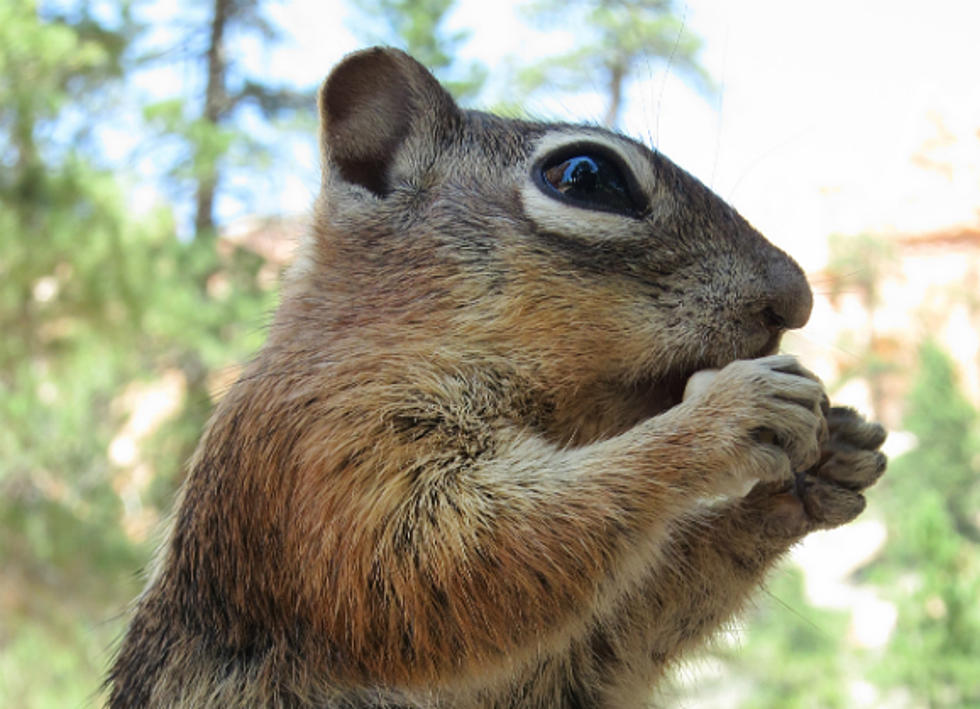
<box><xmin>761</xmin><ymin>257</ymin><xmax>813</xmax><ymax>331</ymax></box>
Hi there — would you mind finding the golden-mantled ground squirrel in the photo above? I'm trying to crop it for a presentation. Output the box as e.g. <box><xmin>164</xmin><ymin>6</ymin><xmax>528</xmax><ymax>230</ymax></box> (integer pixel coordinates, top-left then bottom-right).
<box><xmin>107</xmin><ymin>47</ymin><xmax>887</xmax><ymax>708</ymax></box>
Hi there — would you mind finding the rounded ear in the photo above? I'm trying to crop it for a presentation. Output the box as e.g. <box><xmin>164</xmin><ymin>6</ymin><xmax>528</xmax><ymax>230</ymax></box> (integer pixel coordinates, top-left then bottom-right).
<box><xmin>318</xmin><ymin>47</ymin><xmax>462</xmax><ymax>197</ymax></box>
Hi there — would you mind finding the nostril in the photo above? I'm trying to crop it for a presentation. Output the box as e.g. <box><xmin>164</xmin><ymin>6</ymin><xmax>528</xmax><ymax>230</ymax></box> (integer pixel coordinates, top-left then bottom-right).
<box><xmin>762</xmin><ymin>305</ymin><xmax>787</xmax><ymax>331</ymax></box>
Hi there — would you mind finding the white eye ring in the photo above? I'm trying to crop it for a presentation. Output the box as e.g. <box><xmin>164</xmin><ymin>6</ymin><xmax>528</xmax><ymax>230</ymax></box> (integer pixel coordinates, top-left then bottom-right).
<box><xmin>520</xmin><ymin>132</ymin><xmax>663</xmax><ymax>242</ymax></box>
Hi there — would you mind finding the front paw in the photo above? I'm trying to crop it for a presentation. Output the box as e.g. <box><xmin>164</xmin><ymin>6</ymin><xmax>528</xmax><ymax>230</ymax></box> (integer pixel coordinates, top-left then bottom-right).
<box><xmin>685</xmin><ymin>355</ymin><xmax>828</xmax><ymax>492</ymax></box>
<box><xmin>794</xmin><ymin>406</ymin><xmax>887</xmax><ymax>529</ymax></box>
<box><xmin>742</xmin><ymin>406</ymin><xmax>886</xmax><ymax>539</ymax></box>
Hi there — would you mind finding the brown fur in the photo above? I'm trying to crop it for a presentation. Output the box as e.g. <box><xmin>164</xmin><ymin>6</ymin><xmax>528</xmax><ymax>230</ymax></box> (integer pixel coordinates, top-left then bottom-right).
<box><xmin>106</xmin><ymin>48</ymin><xmax>887</xmax><ymax>707</ymax></box>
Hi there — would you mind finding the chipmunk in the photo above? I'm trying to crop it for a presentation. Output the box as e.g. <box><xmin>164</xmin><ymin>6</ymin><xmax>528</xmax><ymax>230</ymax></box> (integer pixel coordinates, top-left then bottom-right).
<box><xmin>106</xmin><ymin>47</ymin><xmax>887</xmax><ymax>708</ymax></box>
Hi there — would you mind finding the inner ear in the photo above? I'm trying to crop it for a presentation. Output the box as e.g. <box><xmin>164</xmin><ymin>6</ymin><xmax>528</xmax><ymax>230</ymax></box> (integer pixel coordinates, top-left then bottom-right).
<box><xmin>319</xmin><ymin>47</ymin><xmax>459</xmax><ymax>197</ymax></box>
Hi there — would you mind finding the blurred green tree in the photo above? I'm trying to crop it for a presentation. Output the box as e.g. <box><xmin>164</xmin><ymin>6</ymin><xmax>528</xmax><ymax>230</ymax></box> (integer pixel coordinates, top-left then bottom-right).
<box><xmin>137</xmin><ymin>0</ymin><xmax>313</xmax><ymax>241</ymax></box>
<box><xmin>133</xmin><ymin>0</ymin><xmax>307</xmax><ymax>531</ymax></box>
<box><xmin>867</xmin><ymin>341</ymin><xmax>980</xmax><ymax>706</ymax></box>
<box><xmin>0</xmin><ymin>2</ymin><xmax>279</xmax><ymax>706</ymax></box>
<box><xmin>520</xmin><ymin>0</ymin><xmax>713</xmax><ymax>127</ymax></box>
<box><xmin>718</xmin><ymin>570</ymin><xmax>852</xmax><ymax>709</ymax></box>
<box><xmin>0</xmin><ymin>2</ymin><xmax>153</xmax><ymax>705</ymax></box>
<box><xmin>347</xmin><ymin>0</ymin><xmax>487</xmax><ymax>102</ymax></box>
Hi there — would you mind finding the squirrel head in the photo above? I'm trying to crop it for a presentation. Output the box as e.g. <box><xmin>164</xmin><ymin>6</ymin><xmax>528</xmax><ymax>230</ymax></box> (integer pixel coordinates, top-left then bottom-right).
<box><xmin>282</xmin><ymin>46</ymin><xmax>812</xmax><ymax>442</ymax></box>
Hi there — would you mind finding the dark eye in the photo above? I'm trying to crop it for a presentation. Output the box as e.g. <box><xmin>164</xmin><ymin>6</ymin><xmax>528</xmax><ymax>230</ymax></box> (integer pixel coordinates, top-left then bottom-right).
<box><xmin>538</xmin><ymin>151</ymin><xmax>643</xmax><ymax>216</ymax></box>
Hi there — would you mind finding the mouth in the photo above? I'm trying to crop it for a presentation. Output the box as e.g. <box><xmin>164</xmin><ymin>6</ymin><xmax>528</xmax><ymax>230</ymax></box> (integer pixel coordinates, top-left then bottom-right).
<box><xmin>641</xmin><ymin>367</ymin><xmax>700</xmax><ymax>418</ymax></box>
<box><xmin>641</xmin><ymin>336</ymin><xmax>783</xmax><ymax>418</ymax></box>
<box><xmin>550</xmin><ymin>336</ymin><xmax>786</xmax><ymax>448</ymax></box>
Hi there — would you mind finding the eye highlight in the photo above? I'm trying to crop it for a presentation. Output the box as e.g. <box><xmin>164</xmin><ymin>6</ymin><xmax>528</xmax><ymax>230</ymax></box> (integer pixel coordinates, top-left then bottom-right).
<box><xmin>536</xmin><ymin>146</ymin><xmax>645</xmax><ymax>217</ymax></box>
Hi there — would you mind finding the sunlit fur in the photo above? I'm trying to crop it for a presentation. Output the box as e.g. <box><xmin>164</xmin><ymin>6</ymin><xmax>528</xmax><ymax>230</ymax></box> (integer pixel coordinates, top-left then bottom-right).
<box><xmin>106</xmin><ymin>48</ymin><xmax>886</xmax><ymax>708</ymax></box>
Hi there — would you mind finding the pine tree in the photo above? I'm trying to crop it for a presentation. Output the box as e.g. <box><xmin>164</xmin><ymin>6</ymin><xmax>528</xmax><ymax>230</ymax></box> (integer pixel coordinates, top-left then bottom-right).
<box><xmin>868</xmin><ymin>342</ymin><xmax>980</xmax><ymax>706</ymax></box>
<box><xmin>520</xmin><ymin>0</ymin><xmax>712</xmax><ymax>128</ymax></box>
<box><xmin>138</xmin><ymin>0</ymin><xmax>312</xmax><ymax>241</ymax></box>
<box><xmin>347</xmin><ymin>0</ymin><xmax>487</xmax><ymax>102</ymax></box>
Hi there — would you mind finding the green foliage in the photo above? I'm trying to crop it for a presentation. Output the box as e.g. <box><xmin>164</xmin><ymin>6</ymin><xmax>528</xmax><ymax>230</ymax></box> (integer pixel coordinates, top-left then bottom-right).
<box><xmin>0</xmin><ymin>0</ymin><xmax>128</xmax><ymax>141</ymax></box>
<box><xmin>143</xmin><ymin>99</ymin><xmax>234</xmax><ymax>182</ymax></box>
<box><xmin>699</xmin><ymin>570</ymin><xmax>852</xmax><ymax>709</ymax></box>
<box><xmin>520</xmin><ymin>0</ymin><xmax>712</xmax><ymax>127</ymax></box>
<box><xmin>0</xmin><ymin>2</ymin><xmax>278</xmax><ymax>706</ymax></box>
<box><xmin>347</xmin><ymin>0</ymin><xmax>487</xmax><ymax>102</ymax></box>
<box><xmin>133</xmin><ymin>0</ymin><xmax>314</xmax><ymax>240</ymax></box>
<box><xmin>867</xmin><ymin>342</ymin><xmax>980</xmax><ymax>706</ymax></box>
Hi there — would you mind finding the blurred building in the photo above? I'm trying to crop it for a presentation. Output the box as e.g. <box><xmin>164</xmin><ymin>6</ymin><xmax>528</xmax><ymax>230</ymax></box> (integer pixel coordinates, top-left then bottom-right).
<box><xmin>794</xmin><ymin>110</ymin><xmax>980</xmax><ymax>430</ymax></box>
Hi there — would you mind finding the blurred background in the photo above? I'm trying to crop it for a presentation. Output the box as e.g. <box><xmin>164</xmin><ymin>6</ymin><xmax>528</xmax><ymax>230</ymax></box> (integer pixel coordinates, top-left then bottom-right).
<box><xmin>2</xmin><ymin>0</ymin><xmax>978</xmax><ymax>706</ymax></box>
